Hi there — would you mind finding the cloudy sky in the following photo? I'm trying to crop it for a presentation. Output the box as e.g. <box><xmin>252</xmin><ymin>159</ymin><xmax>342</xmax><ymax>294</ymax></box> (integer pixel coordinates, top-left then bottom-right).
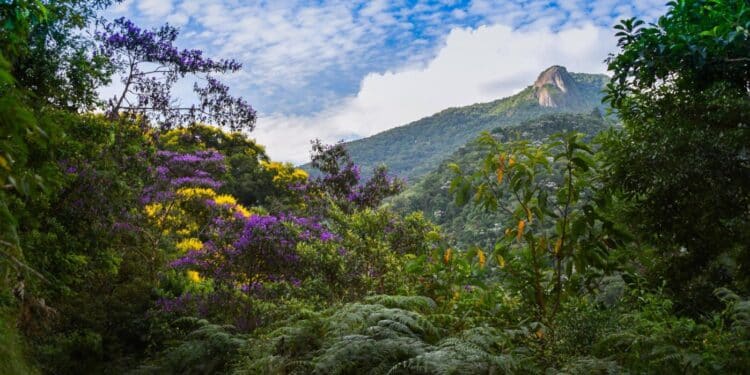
<box><xmin>106</xmin><ymin>0</ymin><xmax>666</xmax><ymax>164</ymax></box>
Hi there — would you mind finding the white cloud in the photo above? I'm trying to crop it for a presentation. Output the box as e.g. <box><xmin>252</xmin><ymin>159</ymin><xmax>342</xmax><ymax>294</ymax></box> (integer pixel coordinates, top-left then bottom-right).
<box><xmin>253</xmin><ymin>23</ymin><xmax>615</xmax><ymax>164</ymax></box>
<box><xmin>99</xmin><ymin>0</ymin><xmax>669</xmax><ymax>164</ymax></box>
<box><xmin>137</xmin><ymin>0</ymin><xmax>173</xmax><ymax>19</ymax></box>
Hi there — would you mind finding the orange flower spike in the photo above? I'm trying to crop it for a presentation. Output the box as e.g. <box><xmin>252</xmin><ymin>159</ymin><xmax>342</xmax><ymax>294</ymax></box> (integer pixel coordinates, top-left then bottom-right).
<box><xmin>496</xmin><ymin>154</ymin><xmax>506</xmax><ymax>183</ymax></box>
<box><xmin>535</xmin><ymin>328</ymin><xmax>544</xmax><ymax>339</ymax></box>
<box><xmin>517</xmin><ymin>220</ymin><xmax>526</xmax><ymax>241</ymax></box>
<box><xmin>443</xmin><ymin>248</ymin><xmax>453</xmax><ymax>265</ymax></box>
<box><xmin>477</xmin><ymin>249</ymin><xmax>486</xmax><ymax>268</ymax></box>
<box><xmin>508</xmin><ymin>155</ymin><xmax>516</xmax><ymax>167</ymax></box>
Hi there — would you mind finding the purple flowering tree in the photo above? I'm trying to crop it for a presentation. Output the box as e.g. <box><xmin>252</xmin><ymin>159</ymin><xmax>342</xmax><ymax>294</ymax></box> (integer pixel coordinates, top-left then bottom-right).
<box><xmin>98</xmin><ymin>18</ymin><xmax>256</xmax><ymax>131</ymax></box>
<box><xmin>306</xmin><ymin>140</ymin><xmax>404</xmax><ymax>211</ymax></box>
<box><xmin>170</xmin><ymin>213</ymin><xmax>336</xmax><ymax>288</ymax></box>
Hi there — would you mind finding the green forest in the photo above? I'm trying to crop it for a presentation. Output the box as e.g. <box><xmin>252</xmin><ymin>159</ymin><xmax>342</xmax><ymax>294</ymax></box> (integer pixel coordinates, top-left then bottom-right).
<box><xmin>1</xmin><ymin>0</ymin><xmax>749</xmax><ymax>373</ymax></box>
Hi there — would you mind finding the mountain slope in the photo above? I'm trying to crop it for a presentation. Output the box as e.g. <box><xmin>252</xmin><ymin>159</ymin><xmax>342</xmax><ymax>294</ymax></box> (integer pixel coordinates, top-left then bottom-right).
<box><xmin>325</xmin><ymin>66</ymin><xmax>608</xmax><ymax>181</ymax></box>
<box><xmin>387</xmin><ymin>112</ymin><xmax>614</xmax><ymax>248</ymax></box>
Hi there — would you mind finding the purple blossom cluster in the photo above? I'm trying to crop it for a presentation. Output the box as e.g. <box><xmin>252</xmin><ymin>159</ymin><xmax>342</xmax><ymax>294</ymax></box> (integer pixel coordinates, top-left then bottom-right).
<box><xmin>100</xmin><ymin>18</ymin><xmax>241</xmax><ymax>74</ymax></box>
<box><xmin>141</xmin><ymin>150</ymin><xmax>226</xmax><ymax>204</ymax></box>
<box><xmin>168</xmin><ymin>210</ymin><xmax>338</xmax><ymax>298</ymax></box>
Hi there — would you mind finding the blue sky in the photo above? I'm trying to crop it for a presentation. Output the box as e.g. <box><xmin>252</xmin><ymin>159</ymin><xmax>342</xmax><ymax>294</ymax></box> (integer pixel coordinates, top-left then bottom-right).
<box><xmin>106</xmin><ymin>0</ymin><xmax>666</xmax><ymax>163</ymax></box>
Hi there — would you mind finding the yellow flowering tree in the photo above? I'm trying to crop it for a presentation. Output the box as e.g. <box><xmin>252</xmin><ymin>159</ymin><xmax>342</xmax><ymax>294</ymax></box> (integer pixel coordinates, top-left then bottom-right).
<box><xmin>142</xmin><ymin>149</ymin><xmax>255</xmax><ymax>286</ymax></box>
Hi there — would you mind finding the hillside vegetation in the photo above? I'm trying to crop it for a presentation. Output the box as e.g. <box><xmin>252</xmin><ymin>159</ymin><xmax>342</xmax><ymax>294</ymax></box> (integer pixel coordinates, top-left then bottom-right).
<box><xmin>304</xmin><ymin>67</ymin><xmax>608</xmax><ymax>181</ymax></box>
<box><xmin>389</xmin><ymin>112</ymin><xmax>614</xmax><ymax>248</ymax></box>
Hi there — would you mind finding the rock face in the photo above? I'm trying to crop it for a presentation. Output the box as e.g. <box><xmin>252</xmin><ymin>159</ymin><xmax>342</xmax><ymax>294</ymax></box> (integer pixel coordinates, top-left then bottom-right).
<box><xmin>533</xmin><ymin>65</ymin><xmax>581</xmax><ymax>108</ymax></box>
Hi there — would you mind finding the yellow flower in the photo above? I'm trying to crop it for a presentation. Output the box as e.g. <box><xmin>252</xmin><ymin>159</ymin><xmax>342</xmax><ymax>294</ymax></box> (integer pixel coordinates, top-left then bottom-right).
<box><xmin>176</xmin><ymin>238</ymin><xmax>203</xmax><ymax>253</ymax></box>
<box><xmin>234</xmin><ymin>204</ymin><xmax>252</xmax><ymax>218</ymax></box>
<box><xmin>186</xmin><ymin>270</ymin><xmax>202</xmax><ymax>283</ymax></box>
<box><xmin>145</xmin><ymin>203</ymin><xmax>163</xmax><ymax>218</ymax></box>
<box><xmin>477</xmin><ymin>249</ymin><xmax>486</xmax><ymax>268</ymax></box>
<box><xmin>443</xmin><ymin>248</ymin><xmax>453</xmax><ymax>265</ymax></box>
<box><xmin>292</xmin><ymin>168</ymin><xmax>309</xmax><ymax>180</ymax></box>
<box><xmin>517</xmin><ymin>220</ymin><xmax>526</xmax><ymax>241</ymax></box>
<box><xmin>213</xmin><ymin>194</ymin><xmax>237</xmax><ymax>206</ymax></box>
<box><xmin>508</xmin><ymin>155</ymin><xmax>516</xmax><ymax>167</ymax></box>
<box><xmin>177</xmin><ymin>187</ymin><xmax>217</xmax><ymax>199</ymax></box>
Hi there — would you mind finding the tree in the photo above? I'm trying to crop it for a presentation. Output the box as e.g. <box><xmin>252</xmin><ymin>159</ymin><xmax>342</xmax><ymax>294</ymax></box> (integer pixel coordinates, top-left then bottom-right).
<box><xmin>98</xmin><ymin>17</ymin><xmax>256</xmax><ymax>131</ymax></box>
<box><xmin>0</xmin><ymin>0</ymin><xmax>115</xmax><ymax>111</ymax></box>
<box><xmin>307</xmin><ymin>140</ymin><xmax>404</xmax><ymax>213</ymax></box>
<box><xmin>450</xmin><ymin>132</ymin><xmax>621</xmax><ymax>335</ymax></box>
<box><xmin>603</xmin><ymin>0</ymin><xmax>750</xmax><ymax>313</ymax></box>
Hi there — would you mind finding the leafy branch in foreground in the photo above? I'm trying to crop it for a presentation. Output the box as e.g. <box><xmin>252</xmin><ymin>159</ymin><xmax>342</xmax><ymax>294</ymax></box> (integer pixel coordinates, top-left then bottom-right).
<box><xmin>449</xmin><ymin>132</ymin><xmax>623</xmax><ymax>334</ymax></box>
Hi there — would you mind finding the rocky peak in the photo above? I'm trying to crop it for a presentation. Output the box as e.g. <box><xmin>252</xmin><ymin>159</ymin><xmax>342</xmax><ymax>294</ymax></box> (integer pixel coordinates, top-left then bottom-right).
<box><xmin>532</xmin><ymin>65</ymin><xmax>580</xmax><ymax>108</ymax></box>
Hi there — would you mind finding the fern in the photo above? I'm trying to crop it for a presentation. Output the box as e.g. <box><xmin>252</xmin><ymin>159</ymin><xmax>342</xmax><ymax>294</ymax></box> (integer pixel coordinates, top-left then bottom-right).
<box><xmin>234</xmin><ymin>297</ymin><xmax>525</xmax><ymax>375</ymax></box>
<box><xmin>364</xmin><ymin>295</ymin><xmax>437</xmax><ymax>314</ymax></box>
<box><xmin>131</xmin><ymin>317</ymin><xmax>247</xmax><ymax>375</ymax></box>
<box><xmin>557</xmin><ymin>356</ymin><xmax>621</xmax><ymax>374</ymax></box>
<box><xmin>392</xmin><ymin>327</ymin><xmax>527</xmax><ymax>374</ymax></box>
<box><xmin>716</xmin><ymin>287</ymin><xmax>750</xmax><ymax>333</ymax></box>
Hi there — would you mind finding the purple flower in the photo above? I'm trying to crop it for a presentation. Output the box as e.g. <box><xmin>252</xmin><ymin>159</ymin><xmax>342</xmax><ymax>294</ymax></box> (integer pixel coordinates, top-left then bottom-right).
<box><xmin>290</xmin><ymin>278</ymin><xmax>301</xmax><ymax>288</ymax></box>
<box><xmin>170</xmin><ymin>176</ymin><xmax>223</xmax><ymax>189</ymax></box>
<box><xmin>320</xmin><ymin>231</ymin><xmax>335</xmax><ymax>242</ymax></box>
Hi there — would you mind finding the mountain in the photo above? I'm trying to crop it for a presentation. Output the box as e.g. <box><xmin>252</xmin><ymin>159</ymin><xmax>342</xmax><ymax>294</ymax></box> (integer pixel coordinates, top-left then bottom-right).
<box><xmin>387</xmin><ymin>112</ymin><xmax>615</xmax><ymax>248</ymax></box>
<box><xmin>304</xmin><ymin>66</ymin><xmax>609</xmax><ymax>182</ymax></box>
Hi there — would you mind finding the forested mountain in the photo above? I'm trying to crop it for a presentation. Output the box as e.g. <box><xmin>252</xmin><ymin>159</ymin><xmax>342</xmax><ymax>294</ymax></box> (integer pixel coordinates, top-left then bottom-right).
<box><xmin>315</xmin><ymin>66</ymin><xmax>608</xmax><ymax>181</ymax></box>
<box><xmin>389</xmin><ymin>112</ymin><xmax>614</xmax><ymax>248</ymax></box>
<box><xmin>3</xmin><ymin>1</ymin><xmax>750</xmax><ymax>374</ymax></box>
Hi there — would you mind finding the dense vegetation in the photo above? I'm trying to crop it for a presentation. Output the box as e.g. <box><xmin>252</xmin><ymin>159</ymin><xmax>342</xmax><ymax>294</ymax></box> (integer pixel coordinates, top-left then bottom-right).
<box><xmin>1</xmin><ymin>0</ymin><xmax>749</xmax><ymax>374</ymax></box>
<box><xmin>389</xmin><ymin>112</ymin><xmax>615</xmax><ymax>248</ymax></box>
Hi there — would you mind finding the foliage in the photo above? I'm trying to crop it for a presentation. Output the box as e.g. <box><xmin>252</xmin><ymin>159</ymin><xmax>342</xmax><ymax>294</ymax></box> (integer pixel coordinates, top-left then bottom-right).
<box><xmin>603</xmin><ymin>0</ymin><xmax>750</xmax><ymax>314</ymax></box>
<box><xmin>16</xmin><ymin>114</ymin><xmax>157</xmax><ymax>374</ymax></box>
<box><xmin>445</xmin><ymin>133</ymin><xmax>625</xmax><ymax>364</ymax></box>
<box><xmin>592</xmin><ymin>286</ymin><xmax>750</xmax><ymax>373</ymax></box>
<box><xmin>0</xmin><ymin>0</ymin><xmax>114</xmax><ymax>110</ymax></box>
<box><xmin>133</xmin><ymin>317</ymin><xmax>248</xmax><ymax>375</ymax></box>
<box><xmin>0</xmin><ymin>308</ymin><xmax>39</xmax><ymax>375</ymax></box>
<box><xmin>236</xmin><ymin>297</ymin><xmax>530</xmax><ymax>375</ymax></box>
<box><xmin>389</xmin><ymin>112</ymin><xmax>612</xmax><ymax>249</ymax></box>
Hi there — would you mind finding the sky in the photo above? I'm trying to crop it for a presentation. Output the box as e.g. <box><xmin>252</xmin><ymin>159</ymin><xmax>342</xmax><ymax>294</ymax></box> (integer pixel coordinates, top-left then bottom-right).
<box><xmin>105</xmin><ymin>0</ymin><xmax>666</xmax><ymax>164</ymax></box>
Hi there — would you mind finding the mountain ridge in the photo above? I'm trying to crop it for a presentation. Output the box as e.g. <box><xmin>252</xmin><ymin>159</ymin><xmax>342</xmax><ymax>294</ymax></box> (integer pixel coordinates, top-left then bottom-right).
<box><xmin>302</xmin><ymin>66</ymin><xmax>609</xmax><ymax>182</ymax></box>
